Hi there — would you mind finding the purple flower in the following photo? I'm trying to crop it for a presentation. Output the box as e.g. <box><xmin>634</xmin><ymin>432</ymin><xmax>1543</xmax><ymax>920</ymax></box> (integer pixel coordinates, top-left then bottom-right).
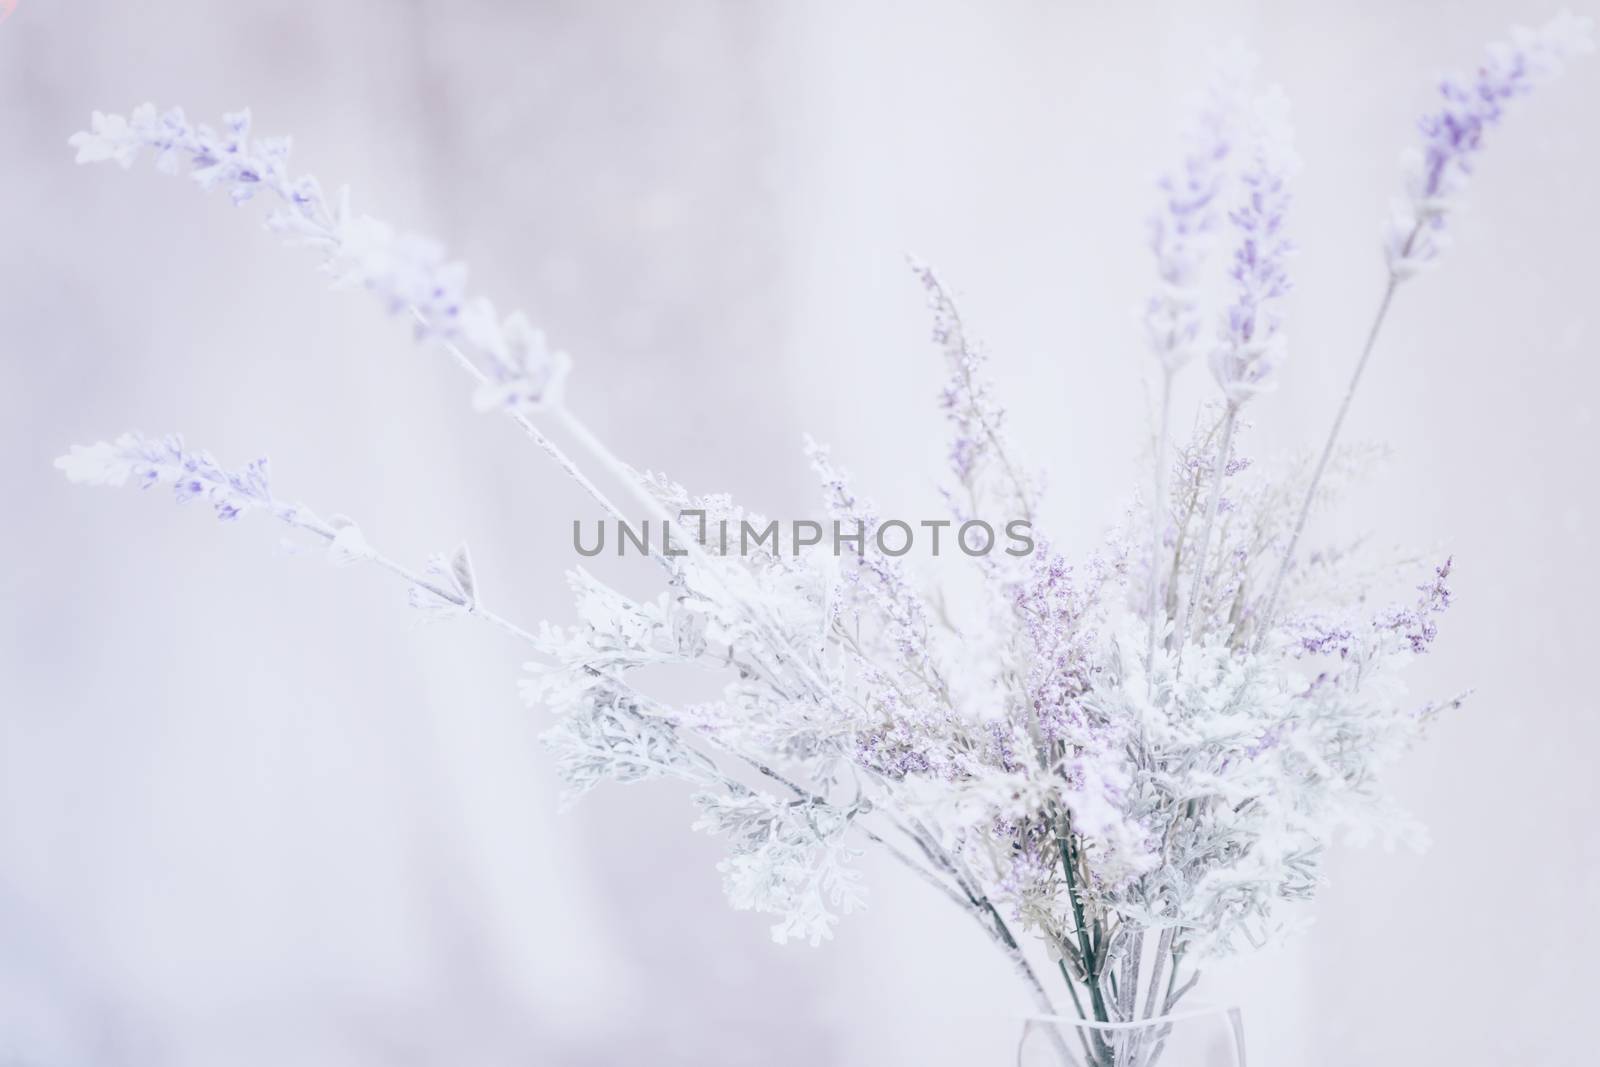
<box><xmin>1387</xmin><ymin>12</ymin><xmax>1593</xmax><ymax>276</ymax></box>
<box><xmin>1146</xmin><ymin>48</ymin><xmax>1255</xmax><ymax>373</ymax></box>
<box><xmin>1290</xmin><ymin>616</ymin><xmax>1358</xmax><ymax>660</ymax></box>
<box><xmin>1291</xmin><ymin>558</ymin><xmax>1455</xmax><ymax>661</ymax></box>
<box><xmin>55</xmin><ymin>432</ymin><xmax>283</xmax><ymax>523</ymax></box>
<box><xmin>1210</xmin><ymin>88</ymin><xmax>1297</xmax><ymax>405</ymax></box>
<box><xmin>1011</xmin><ymin>546</ymin><xmax>1105</xmax><ymax>745</ymax></box>
<box><xmin>855</xmin><ymin>723</ymin><xmax>935</xmax><ymax>780</ymax></box>
<box><xmin>909</xmin><ymin>260</ymin><xmax>1034</xmax><ymax>518</ymax></box>
<box><xmin>69</xmin><ymin>105</ymin><xmax>572</xmax><ymax>414</ymax></box>
<box><xmin>1376</xmin><ymin>557</ymin><xmax>1454</xmax><ymax>654</ymax></box>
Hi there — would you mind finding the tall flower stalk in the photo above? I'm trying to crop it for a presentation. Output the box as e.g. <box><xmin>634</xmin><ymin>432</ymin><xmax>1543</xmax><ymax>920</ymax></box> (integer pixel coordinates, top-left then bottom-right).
<box><xmin>1173</xmin><ymin>86</ymin><xmax>1297</xmax><ymax>665</ymax></box>
<box><xmin>1141</xmin><ymin>48</ymin><xmax>1249</xmax><ymax>681</ymax></box>
<box><xmin>56</xmin><ymin>14</ymin><xmax>1588</xmax><ymax>1064</ymax></box>
<box><xmin>1254</xmin><ymin>11</ymin><xmax>1593</xmax><ymax>644</ymax></box>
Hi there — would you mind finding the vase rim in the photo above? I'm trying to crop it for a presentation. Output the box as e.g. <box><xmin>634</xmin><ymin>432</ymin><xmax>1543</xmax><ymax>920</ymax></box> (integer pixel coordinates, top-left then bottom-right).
<box><xmin>1018</xmin><ymin>1002</ymin><xmax>1239</xmax><ymax>1031</ymax></box>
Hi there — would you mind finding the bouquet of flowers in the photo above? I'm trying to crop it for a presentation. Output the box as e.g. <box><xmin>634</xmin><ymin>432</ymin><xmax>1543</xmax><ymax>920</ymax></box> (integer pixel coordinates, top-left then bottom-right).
<box><xmin>56</xmin><ymin>12</ymin><xmax>1590</xmax><ymax>1064</ymax></box>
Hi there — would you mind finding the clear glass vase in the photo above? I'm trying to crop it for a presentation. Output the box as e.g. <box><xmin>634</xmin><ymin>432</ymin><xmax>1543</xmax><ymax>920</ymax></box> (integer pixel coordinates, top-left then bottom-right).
<box><xmin>1016</xmin><ymin>1005</ymin><xmax>1245</xmax><ymax>1067</ymax></box>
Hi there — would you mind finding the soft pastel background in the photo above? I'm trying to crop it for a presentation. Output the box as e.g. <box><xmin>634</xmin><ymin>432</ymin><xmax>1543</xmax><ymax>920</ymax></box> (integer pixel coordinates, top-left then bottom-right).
<box><xmin>1</xmin><ymin>2</ymin><xmax>1595</xmax><ymax>1064</ymax></box>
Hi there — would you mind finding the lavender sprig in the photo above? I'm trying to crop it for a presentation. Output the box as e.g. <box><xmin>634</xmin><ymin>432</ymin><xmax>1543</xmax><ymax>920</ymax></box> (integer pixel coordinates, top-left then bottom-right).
<box><xmin>55</xmin><ymin>432</ymin><xmax>529</xmax><ymax>642</ymax></box>
<box><xmin>1256</xmin><ymin>11</ymin><xmax>1591</xmax><ymax>645</ymax></box>
<box><xmin>57</xmin><ymin>432</ymin><xmax>284</xmax><ymax>524</ymax></box>
<box><xmin>1387</xmin><ymin>10</ymin><xmax>1594</xmax><ymax>277</ymax></box>
<box><xmin>1209</xmin><ymin>88</ymin><xmax>1297</xmax><ymax>405</ymax></box>
<box><xmin>1175</xmin><ymin>89</ymin><xmax>1297</xmax><ymax>659</ymax></box>
<box><xmin>1144</xmin><ymin>46</ymin><xmax>1253</xmax><ymax>374</ymax></box>
<box><xmin>1141</xmin><ymin>48</ymin><xmax>1258</xmax><ymax>687</ymax></box>
<box><xmin>69</xmin><ymin>106</ymin><xmax>566</xmax><ymax>405</ymax></box>
<box><xmin>910</xmin><ymin>260</ymin><xmax>1036</xmax><ymax>524</ymax></box>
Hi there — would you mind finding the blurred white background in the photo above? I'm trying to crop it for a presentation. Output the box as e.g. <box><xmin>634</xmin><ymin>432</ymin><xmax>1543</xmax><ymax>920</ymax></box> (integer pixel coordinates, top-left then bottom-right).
<box><xmin>2</xmin><ymin>2</ymin><xmax>1596</xmax><ymax>1064</ymax></box>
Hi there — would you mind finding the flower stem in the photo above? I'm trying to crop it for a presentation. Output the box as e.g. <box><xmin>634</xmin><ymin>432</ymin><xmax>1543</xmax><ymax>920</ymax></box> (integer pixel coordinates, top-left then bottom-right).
<box><xmin>1140</xmin><ymin>928</ymin><xmax>1176</xmax><ymax>1021</ymax></box>
<box><xmin>417</xmin><ymin>313</ymin><xmax>630</xmax><ymax>524</ymax></box>
<box><xmin>1145</xmin><ymin>372</ymin><xmax>1174</xmax><ymax>687</ymax></box>
<box><xmin>1057</xmin><ymin>816</ymin><xmax>1114</xmax><ymax>1065</ymax></box>
<box><xmin>1172</xmin><ymin>403</ymin><xmax>1238</xmax><ymax>666</ymax></box>
<box><xmin>1254</xmin><ymin>267</ymin><xmax>1403</xmax><ymax>648</ymax></box>
<box><xmin>294</xmin><ymin>513</ymin><xmax>539</xmax><ymax>645</ymax></box>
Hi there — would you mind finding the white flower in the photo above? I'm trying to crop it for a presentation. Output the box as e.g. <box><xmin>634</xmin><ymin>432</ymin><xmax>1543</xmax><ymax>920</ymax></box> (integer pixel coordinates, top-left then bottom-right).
<box><xmin>67</xmin><ymin>107</ymin><xmax>152</xmax><ymax>169</ymax></box>
<box><xmin>53</xmin><ymin>439</ymin><xmax>135</xmax><ymax>485</ymax></box>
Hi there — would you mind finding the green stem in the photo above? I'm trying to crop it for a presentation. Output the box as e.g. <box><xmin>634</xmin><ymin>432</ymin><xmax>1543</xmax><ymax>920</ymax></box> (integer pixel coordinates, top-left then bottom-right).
<box><xmin>1056</xmin><ymin>960</ymin><xmax>1102</xmax><ymax>1065</ymax></box>
<box><xmin>1058</xmin><ymin>816</ymin><xmax>1115</xmax><ymax>1066</ymax></box>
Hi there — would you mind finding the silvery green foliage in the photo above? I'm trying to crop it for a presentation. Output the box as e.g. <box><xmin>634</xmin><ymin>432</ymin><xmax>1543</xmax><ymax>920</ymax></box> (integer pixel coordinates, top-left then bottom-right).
<box><xmin>57</xmin><ymin>12</ymin><xmax>1585</xmax><ymax>1028</ymax></box>
<box><xmin>517</xmin><ymin>554</ymin><xmax>871</xmax><ymax>946</ymax></box>
<box><xmin>692</xmin><ymin>792</ymin><xmax>866</xmax><ymax>948</ymax></box>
